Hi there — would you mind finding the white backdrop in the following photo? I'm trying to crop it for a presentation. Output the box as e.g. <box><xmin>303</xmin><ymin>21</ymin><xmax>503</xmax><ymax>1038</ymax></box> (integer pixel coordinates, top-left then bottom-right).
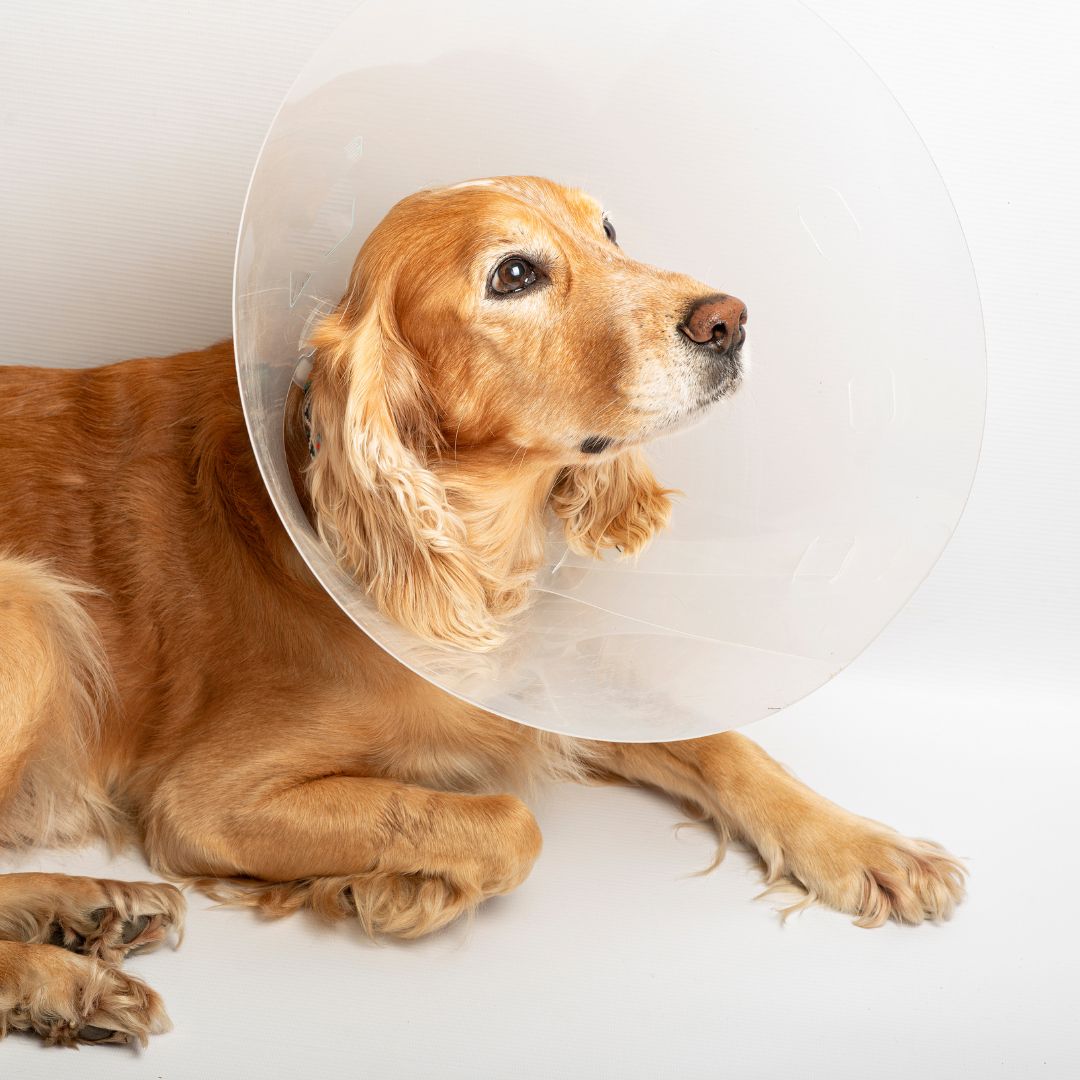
<box><xmin>1</xmin><ymin>2</ymin><xmax>1078</xmax><ymax>1077</ymax></box>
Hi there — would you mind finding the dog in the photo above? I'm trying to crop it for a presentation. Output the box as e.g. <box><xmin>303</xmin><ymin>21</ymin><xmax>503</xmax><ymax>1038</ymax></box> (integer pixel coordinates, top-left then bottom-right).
<box><xmin>0</xmin><ymin>176</ymin><xmax>964</xmax><ymax>1046</ymax></box>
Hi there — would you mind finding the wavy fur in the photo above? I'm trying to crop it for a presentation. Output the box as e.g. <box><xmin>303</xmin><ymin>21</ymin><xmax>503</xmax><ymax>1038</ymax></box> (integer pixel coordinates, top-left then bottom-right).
<box><xmin>0</xmin><ymin>176</ymin><xmax>964</xmax><ymax>1049</ymax></box>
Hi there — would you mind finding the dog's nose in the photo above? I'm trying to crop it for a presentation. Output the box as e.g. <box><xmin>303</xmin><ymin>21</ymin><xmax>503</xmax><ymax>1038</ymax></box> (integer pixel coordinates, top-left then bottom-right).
<box><xmin>680</xmin><ymin>294</ymin><xmax>748</xmax><ymax>350</ymax></box>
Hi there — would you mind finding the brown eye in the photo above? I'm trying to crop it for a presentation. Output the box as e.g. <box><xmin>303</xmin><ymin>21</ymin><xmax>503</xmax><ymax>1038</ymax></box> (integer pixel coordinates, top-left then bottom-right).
<box><xmin>603</xmin><ymin>216</ymin><xmax>617</xmax><ymax>244</ymax></box>
<box><xmin>490</xmin><ymin>257</ymin><xmax>539</xmax><ymax>295</ymax></box>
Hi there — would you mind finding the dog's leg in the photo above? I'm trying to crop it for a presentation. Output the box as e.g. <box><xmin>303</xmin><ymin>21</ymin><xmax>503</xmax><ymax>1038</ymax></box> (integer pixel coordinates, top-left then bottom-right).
<box><xmin>584</xmin><ymin>733</ymin><xmax>965</xmax><ymax>927</ymax></box>
<box><xmin>0</xmin><ymin>556</ymin><xmax>120</xmax><ymax>847</ymax></box>
<box><xmin>0</xmin><ymin>558</ymin><xmax>176</xmax><ymax>1045</ymax></box>
<box><xmin>0</xmin><ymin>939</ymin><xmax>169</xmax><ymax>1047</ymax></box>
<box><xmin>0</xmin><ymin>873</ymin><xmax>184</xmax><ymax>964</ymax></box>
<box><xmin>147</xmin><ymin>772</ymin><xmax>543</xmax><ymax>939</ymax></box>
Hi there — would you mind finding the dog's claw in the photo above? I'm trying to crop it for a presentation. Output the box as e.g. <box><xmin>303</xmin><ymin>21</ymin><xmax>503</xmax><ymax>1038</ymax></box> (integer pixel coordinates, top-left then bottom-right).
<box><xmin>77</xmin><ymin>1024</ymin><xmax>119</xmax><ymax>1043</ymax></box>
<box><xmin>122</xmin><ymin>914</ymin><xmax>150</xmax><ymax>944</ymax></box>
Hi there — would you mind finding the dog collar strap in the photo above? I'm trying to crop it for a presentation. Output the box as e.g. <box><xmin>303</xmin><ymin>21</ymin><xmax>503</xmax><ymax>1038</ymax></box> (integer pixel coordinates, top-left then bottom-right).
<box><xmin>292</xmin><ymin>355</ymin><xmax>314</xmax><ymax>390</ymax></box>
<box><xmin>293</xmin><ymin>356</ymin><xmax>320</xmax><ymax>459</ymax></box>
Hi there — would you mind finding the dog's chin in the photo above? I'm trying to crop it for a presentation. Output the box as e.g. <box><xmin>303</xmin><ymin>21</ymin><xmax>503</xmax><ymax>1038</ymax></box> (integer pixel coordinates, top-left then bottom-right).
<box><xmin>643</xmin><ymin>347</ymin><xmax>747</xmax><ymax>443</ymax></box>
<box><xmin>571</xmin><ymin>344</ymin><xmax>748</xmax><ymax>459</ymax></box>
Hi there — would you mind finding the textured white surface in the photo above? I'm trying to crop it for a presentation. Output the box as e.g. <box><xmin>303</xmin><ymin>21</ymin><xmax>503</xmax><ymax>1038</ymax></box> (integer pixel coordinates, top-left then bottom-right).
<box><xmin>1</xmin><ymin>1</ymin><xmax>1078</xmax><ymax>1077</ymax></box>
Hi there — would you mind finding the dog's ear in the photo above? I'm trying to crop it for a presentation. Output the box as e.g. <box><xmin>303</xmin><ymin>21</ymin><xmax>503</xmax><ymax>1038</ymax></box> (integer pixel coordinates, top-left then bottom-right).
<box><xmin>305</xmin><ymin>294</ymin><xmax>505</xmax><ymax>651</ymax></box>
<box><xmin>550</xmin><ymin>450</ymin><xmax>675</xmax><ymax>558</ymax></box>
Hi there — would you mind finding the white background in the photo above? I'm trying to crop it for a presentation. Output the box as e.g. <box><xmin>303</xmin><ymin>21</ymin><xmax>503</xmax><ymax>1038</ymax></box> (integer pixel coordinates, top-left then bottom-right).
<box><xmin>1</xmin><ymin>1</ymin><xmax>1078</xmax><ymax>1077</ymax></box>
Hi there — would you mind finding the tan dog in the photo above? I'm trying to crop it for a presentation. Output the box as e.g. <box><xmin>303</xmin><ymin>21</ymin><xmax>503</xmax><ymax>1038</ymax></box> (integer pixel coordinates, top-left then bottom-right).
<box><xmin>0</xmin><ymin>177</ymin><xmax>964</xmax><ymax>1047</ymax></box>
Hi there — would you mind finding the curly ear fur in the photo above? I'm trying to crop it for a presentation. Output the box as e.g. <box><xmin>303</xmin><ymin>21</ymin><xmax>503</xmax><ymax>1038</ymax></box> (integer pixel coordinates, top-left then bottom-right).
<box><xmin>304</xmin><ymin>299</ymin><xmax>508</xmax><ymax>651</ymax></box>
<box><xmin>305</xmin><ymin>286</ymin><xmax>673</xmax><ymax>647</ymax></box>
<box><xmin>551</xmin><ymin>450</ymin><xmax>675</xmax><ymax>558</ymax></box>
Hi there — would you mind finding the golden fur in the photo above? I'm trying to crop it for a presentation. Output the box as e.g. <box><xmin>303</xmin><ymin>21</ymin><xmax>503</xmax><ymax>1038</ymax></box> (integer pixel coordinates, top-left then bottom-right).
<box><xmin>0</xmin><ymin>177</ymin><xmax>964</xmax><ymax>1046</ymax></box>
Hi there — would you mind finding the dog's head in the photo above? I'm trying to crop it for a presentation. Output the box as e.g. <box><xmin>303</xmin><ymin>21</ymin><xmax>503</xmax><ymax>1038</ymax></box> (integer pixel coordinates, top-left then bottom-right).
<box><xmin>306</xmin><ymin>176</ymin><xmax>747</xmax><ymax>649</ymax></box>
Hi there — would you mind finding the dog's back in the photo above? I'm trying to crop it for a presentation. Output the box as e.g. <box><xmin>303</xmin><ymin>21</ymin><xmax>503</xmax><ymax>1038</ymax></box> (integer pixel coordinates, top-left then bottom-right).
<box><xmin>0</xmin><ymin>343</ymin><xmax>316</xmax><ymax>828</ymax></box>
<box><xmin>1</xmin><ymin>343</ymin><xmax>248</xmax><ymax>584</ymax></box>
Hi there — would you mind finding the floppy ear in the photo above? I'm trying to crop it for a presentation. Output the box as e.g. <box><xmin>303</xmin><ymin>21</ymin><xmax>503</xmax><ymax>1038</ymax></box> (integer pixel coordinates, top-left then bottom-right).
<box><xmin>304</xmin><ymin>296</ymin><xmax>506</xmax><ymax>651</ymax></box>
<box><xmin>550</xmin><ymin>450</ymin><xmax>675</xmax><ymax>558</ymax></box>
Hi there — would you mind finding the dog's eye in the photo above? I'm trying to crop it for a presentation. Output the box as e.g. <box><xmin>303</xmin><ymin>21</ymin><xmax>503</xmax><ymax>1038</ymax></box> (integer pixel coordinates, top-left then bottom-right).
<box><xmin>490</xmin><ymin>257</ymin><xmax>539</xmax><ymax>295</ymax></box>
<box><xmin>602</xmin><ymin>216</ymin><xmax>617</xmax><ymax>244</ymax></box>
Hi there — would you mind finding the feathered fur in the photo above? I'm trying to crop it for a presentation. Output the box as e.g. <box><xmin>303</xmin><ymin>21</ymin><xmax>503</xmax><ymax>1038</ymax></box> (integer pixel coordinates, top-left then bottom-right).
<box><xmin>0</xmin><ymin>176</ymin><xmax>963</xmax><ymax>1047</ymax></box>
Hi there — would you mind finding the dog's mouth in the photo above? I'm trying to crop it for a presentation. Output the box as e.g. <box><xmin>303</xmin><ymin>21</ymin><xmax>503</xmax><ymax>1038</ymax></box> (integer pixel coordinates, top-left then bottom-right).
<box><xmin>579</xmin><ymin>435</ymin><xmax>615</xmax><ymax>455</ymax></box>
<box><xmin>697</xmin><ymin>348</ymin><xmax>744</xmax><ymax>401</ymax></box>
<box><xmin>651</xmin><ymin>346</ymin><xmax>746</xmax><ymax>442</ymax></box>
<box><xmin>574</xmin><ymin>339</ymin><xmax>746</xmax><ymax>458</ymax></box>
<box><xmin>658</xmin><ymin>342</ymin><xmax>746</xmax><ymax>432</ymax></box>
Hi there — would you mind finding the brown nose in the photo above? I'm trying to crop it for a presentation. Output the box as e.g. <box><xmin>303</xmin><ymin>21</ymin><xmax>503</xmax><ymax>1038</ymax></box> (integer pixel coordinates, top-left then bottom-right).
<box><xmin>680</xmin><ymin>294</ymin><xmax>748</xmax><ymax>349</ymax></box>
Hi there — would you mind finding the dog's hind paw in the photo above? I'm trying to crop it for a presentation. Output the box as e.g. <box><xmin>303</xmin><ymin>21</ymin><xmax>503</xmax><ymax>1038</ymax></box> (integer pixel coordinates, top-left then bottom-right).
<box><xmin>0</xmin><ymin>873</ymin><xmax>185</xmax><ymax>964</ymax></box>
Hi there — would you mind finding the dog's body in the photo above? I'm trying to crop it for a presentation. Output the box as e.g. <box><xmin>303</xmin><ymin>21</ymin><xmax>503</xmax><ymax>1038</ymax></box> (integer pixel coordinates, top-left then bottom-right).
<box><xmin>0</xmin><ymin>178</ymin><xmax>964</xmax><ymax>1047</ymax></box>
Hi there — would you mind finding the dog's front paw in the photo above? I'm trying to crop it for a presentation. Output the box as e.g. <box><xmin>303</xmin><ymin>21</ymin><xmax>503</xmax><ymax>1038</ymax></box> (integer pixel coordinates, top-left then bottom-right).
<box><xmin>558</xmin><ymin>477</ymin><xmax>673</xmax><ymax>558</ymax></box>
<box><xmin>765</xmin><ymin>817</ymin><xmax>967</xmax><ymax>928</ymax></box>
<box><xmin>551</xmin><ymin>451</ymin><xmax>674</xmax><ymax>559</ymax></box>
<box><xmin>597</xmin><ymin>483</ymin><xmax>674</xmax><ymax>558</ymax></box>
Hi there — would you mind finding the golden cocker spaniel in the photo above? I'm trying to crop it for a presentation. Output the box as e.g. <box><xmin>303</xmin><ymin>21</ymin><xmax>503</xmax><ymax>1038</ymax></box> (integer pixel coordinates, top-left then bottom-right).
<box><xmin>0</xmin><ymin>177</ymin><xmax>963</xmax><ymax>1046</ymax></box>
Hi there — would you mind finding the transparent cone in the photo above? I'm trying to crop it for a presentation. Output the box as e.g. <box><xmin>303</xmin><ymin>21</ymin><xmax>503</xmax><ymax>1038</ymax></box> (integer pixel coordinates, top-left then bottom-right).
<box><xmin>233</xmin><ymin>0</ymin><xmax>985</xmax><ymax>741</ymax></box>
